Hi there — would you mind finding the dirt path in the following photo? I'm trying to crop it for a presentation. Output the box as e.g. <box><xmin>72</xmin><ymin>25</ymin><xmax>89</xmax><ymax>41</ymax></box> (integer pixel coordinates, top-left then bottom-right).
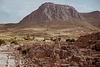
<box><xmin>0</xmin><ymin>45</ymin><xmax>16</xmax><ymax>67</ymax></box>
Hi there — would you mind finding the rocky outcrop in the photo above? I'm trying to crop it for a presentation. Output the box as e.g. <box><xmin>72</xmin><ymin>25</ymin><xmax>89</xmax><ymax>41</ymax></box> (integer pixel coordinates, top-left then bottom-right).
<box><xmin>74</xmin><ymin>32</ymin><xmax>100</xmax><ymax>48</ymax></box>
<box><xmin>19</xmin><ymin>2</ymin><xmax>85</xmax><ymax>24</ymax></box>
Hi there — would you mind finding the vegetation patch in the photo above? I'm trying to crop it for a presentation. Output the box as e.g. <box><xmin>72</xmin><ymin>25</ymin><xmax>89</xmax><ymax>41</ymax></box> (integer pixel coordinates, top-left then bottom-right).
<box><xmin>93</xmin><ymin>40</ymin><xmax>100</xmax><ymax>43</ymax></box>
<box><xmin>22</xmin><ymin>48</ymin><xmax>31</xmax><ymax>54</ymax></box>
<box><xmin>0</xmin><ymin>39</ymin><xmax>5</xmax><ymax>45</ymax></box>
<box><xmin>11</xmin><ymin>40</ymin><xmax>18</xmax><ymax>45</ymax></box>
<box><xmin>66</xmin><ymin>39</ymin><xmax>75</xmax><ymax>42</ymax></box>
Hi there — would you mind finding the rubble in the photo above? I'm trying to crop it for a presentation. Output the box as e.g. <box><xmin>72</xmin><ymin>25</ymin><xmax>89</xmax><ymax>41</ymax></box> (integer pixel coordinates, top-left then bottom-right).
<box><xmin>17</xmin><ymin>42</ymin><xmax>97</xmax><ymax>67</ymax></box>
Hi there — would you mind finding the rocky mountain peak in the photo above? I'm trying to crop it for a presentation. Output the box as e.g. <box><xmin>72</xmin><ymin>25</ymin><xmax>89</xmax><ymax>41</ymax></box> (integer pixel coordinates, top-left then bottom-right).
<box><xmin>19</xmin><ymin>2</ymin><xmax>85</xmax><ymax>23</ymax></box>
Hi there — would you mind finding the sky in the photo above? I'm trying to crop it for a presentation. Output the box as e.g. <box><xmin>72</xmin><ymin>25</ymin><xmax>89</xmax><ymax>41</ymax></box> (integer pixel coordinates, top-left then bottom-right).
<box><xmin>0</xmin><ymin>0</ymin><xmax>100</xmax><ymax>23</ymax></box>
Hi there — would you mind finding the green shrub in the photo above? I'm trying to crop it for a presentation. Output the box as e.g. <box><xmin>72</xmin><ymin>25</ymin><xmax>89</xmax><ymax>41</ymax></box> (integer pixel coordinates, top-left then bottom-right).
<box><xmin>58</xmin><ymin>38</ymin><xmax>61</xmax><ymax>41</ymax></box>
<box><xmin>88</xmin><ymin>40</ymin><xmax>100</xmax><ymax>44</ymax></box>
<box><xmin>93</xmin><ymin>40</ymin><xmax>100</xmax><ymax>43</ymax></box>
<box><xmin>66</xmin><ymin>39</ymin><xmax>71</xmax><ymax>42</ymax></box>
<box><xmin>88</xmin><ymin>40</ymin><xmax>93</xmax><ymax>43</ymax></box>
<box><xmin>24</xmin><ymin>35</ymin><xmax>31</xmax><ymax>40</ymax></box>
<box><xmin>93</xmin><ymin>41</ymin><xmax>97</xmax><ymax>43</ymax></box>
<box><xmin>22</xmin><ymin>48</ymin><xmax>30</xmax><ymax>54</ymax></box>
<box><xmin>66</xmin><ymin>39</ymin><xmax>75</xmax><ymax>42</ymax></box>
<box><xmin>70</xmin><ymin>39</ymin><xmax>75</xmax><ymax>42</ymax></box>
<box><xmin>53</xmin><ymin>39</ymin><xmax>56</xmax><ymax>41</ymax></box>
<box><xmin>11</xmin><ymin>40</ymin><xmax>18</xmax><ymax>45</ymax></box>
<box><xmin>0</xmin><ymin>39</ymin><xmax>5</xmax><ymax>45</ymax></box>
<box><xmin>43</xmin><ymin>39</ymin><xmax>45</xmax><ymax>41</ymax></box>
<box><xmin>24</xmin><ymin>37</ymin><xmax>30</xmax><ymax>40</ymax></box>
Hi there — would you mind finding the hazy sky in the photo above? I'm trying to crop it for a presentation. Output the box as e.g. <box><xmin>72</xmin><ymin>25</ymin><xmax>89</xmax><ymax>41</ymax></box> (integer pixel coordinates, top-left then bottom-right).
<box><xmin>0</xmin><ymin>0</ymin><xmax>100</xmax><ymax>23</ymax></box>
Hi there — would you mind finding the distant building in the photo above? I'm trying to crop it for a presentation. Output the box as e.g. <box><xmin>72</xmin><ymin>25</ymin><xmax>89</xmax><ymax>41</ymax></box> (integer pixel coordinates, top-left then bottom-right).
<box><xmin>14</xmin><ymin>37</ymin><xmax>25</xmax><ymax>40</ymax></box>
<box><xmin>34</xmin><ymin>37</ymin><xmax>44</xmax><ymax>41</ymax></box>
<box><xmin>45</xmin><ymin>40</ymin><xmax>52</xmax><ymax>42</ymax></box>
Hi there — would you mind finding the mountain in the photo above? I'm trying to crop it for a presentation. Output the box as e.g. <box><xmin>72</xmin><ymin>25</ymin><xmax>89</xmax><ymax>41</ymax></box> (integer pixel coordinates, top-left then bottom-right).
<box><xmin>15</xmin><ymin>2</ymin><xmax>98</xmax><ymax>31</ymax></box>
<box><xmin>0</xmin><ymin>2</ymin><xmax>99</xmax><ymax>39</ymax></box>
<box><xmin>19</xmin><ymin>2</ymin><xmax>85</xmax><ymax>24</ymax></box>
<box><xmin>81</xmin><ymin>11</ymin><xmax>100</xmax><ymax>28</ymax></box>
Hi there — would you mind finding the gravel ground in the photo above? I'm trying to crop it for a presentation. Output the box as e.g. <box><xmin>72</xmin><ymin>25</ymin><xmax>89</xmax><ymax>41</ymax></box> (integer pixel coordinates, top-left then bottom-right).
<box><xmin>0</xmin><ymin>45</ymin><xmax>15</xmax><ymax>67</ymax></box>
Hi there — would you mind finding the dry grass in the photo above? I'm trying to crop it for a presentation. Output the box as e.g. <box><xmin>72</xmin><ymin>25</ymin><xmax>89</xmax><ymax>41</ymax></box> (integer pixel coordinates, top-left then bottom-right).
<box><xmin>0</xmin><ymin>19</ymin><xmax>99</xmax><ymax>40</ymax></box>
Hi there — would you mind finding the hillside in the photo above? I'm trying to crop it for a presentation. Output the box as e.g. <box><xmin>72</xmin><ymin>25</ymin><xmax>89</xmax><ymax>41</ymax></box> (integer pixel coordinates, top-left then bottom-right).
<box><xmin>81</xmin><ymin>11</ymin><xmax>100</xmax><ymax>28</ymax></box>
<box><xmin>74</xmin><ymin>32</ymin><xmax>100</xmax><ymax>48</ymax></box>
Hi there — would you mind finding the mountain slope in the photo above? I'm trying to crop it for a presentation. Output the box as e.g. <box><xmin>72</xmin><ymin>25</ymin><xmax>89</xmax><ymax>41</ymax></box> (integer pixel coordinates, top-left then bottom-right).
<box><xmin>81</xmin><ymin>11</ymin><xmax>100</xmax><ymax>28</ymax></box>
<box><xmin>74</xmin><ymin>32</ymin><xmax>100</xmax><ymax>48</ymax></box>
<box><xmin>19</xmin><ymin>2</ymin><xmax>85</xmax><ymax>24</ymax></box>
